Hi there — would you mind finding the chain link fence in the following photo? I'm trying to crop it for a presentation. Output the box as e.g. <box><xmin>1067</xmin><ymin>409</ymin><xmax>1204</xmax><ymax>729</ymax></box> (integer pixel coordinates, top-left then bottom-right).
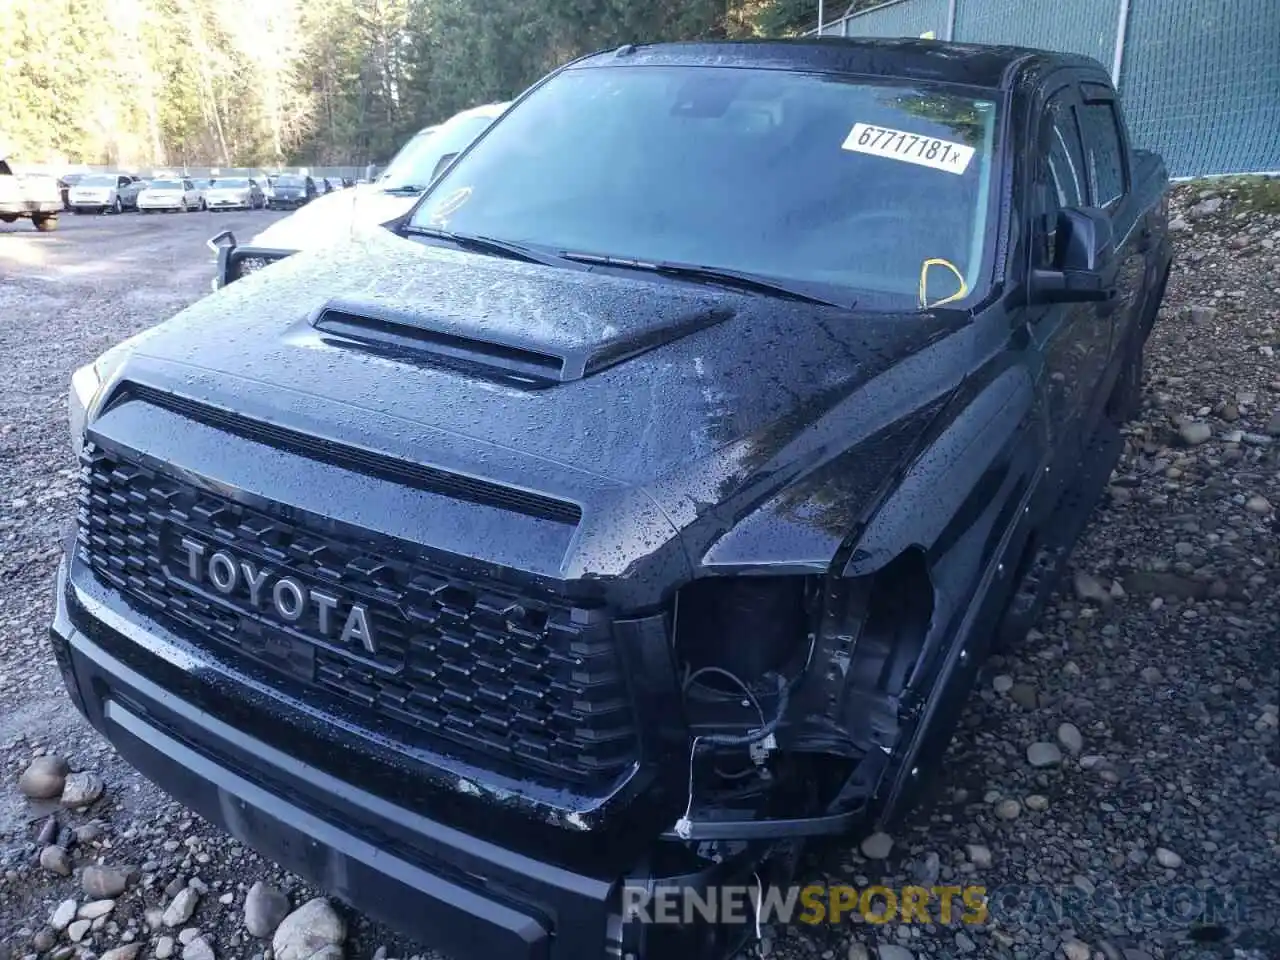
<box><xmin>815</xmin><ymin>0</ymin><xmax>1280</xmax><ymax>178</ymax></box>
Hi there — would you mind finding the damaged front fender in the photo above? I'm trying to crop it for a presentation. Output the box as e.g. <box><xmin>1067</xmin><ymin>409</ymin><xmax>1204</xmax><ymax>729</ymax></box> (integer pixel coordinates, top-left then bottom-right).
<box><xmin>665</xmin><ymin>357</ymin><xmax>1050</xmax><ymax>841</ymax></box>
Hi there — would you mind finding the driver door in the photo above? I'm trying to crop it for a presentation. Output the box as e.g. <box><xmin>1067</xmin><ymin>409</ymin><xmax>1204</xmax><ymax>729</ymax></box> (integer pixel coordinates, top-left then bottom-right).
<box><xmin>1025</xmin><ymin>81</ymin><xmax>1113</xmax><ymax>475</ymax></box>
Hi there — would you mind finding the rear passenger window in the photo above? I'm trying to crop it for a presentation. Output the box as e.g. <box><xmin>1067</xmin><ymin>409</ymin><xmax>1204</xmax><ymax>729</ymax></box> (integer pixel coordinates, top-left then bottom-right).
<box><xmin>1077</xmin><ymin>101</ymin><xmax>1126</xmax><ymax>207</ymax></box>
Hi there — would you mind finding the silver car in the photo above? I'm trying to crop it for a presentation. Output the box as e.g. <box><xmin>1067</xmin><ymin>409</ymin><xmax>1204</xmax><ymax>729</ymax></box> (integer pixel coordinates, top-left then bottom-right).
<box><xmin>204</xmin><ymin>177</ymin><xmax>267</xmax><ymax>211</ymax></box>
<box><xmin>67</xmin><ymin>173</ymin><xmax>144</xmax><ymax>214</ymax></box>
<box><xmin>137</xmin><ymin>177</ymin><xmax>202</xmax><ymax>213</ymax></box>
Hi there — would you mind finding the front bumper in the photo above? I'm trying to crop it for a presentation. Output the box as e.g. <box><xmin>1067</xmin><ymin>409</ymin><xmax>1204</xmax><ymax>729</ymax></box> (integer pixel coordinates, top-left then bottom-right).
<box><xmin>207</xmin><ymin>198</ymin><xmax>252</xmax><ymax>210</ymax></box>
<box><xmin>139</xmin><ymin>200</ymin><xmax>186</xmax><ymax>210</ymax></box>
<box><xmin>50</xmin><ymin>551</ymin><xmax>767</xmax><ymax>960</ymax></box>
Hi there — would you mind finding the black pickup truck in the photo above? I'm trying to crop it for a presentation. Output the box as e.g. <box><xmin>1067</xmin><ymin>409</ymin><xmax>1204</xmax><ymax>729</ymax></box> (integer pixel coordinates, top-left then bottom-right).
<box><xmin>53</xmin><ymin>37</ymin><xmax>1171</xmax><ymax>960</ymax></box>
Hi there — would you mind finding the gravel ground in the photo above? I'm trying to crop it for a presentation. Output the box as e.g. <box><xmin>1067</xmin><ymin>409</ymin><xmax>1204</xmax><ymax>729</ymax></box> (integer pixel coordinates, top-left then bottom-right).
<box><xmin>1</xmin><ymin>184</ymin><xmax>1278</xmax><ymax>960</ymax></box>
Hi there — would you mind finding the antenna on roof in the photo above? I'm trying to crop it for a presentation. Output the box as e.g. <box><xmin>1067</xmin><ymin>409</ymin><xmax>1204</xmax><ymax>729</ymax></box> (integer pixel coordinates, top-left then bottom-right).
<box><xmin>614</xmin><ymin>43</ymin><xmax>636</xmax><ymax>57</ymax></box>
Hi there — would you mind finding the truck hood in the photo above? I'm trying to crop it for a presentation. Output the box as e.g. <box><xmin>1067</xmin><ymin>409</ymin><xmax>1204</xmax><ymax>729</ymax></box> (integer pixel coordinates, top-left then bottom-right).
<box><xmin>100</xmin><ymin>229</ymin><xmax>974</xmax><ymax>584</ymax></box>
<box><xmin>251</xmin><ymin>184</ymin><xmax>413</xmax><ymax>252</ymax></box>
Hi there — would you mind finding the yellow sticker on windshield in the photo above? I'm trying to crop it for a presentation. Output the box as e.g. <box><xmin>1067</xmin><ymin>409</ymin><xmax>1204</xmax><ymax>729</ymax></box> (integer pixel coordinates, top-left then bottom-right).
<box><xmin>918</xmin><ymin>257</ymin><xmax>969</xmax><ymax>309</ymax></box>
<box><xmin>842</xmin><ymin>122</ymin><xmax>975</xmax><ymax>175</ymax></box>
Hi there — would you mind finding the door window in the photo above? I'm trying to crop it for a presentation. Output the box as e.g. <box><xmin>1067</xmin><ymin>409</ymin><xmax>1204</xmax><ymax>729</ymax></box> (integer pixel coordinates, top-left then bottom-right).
<box><xmin>1034</xmin><ymin>91</ymin><xmax>1087</xmax><ymax>267</ymax></box>
<box><xmin>1046</xmin><ymin>97</ymin><xmax>1085</xmax><ymax>208</ymax></box>
<box><xmin>1077</xmin><ymin>99</ymin><xmax>1126</xmax><ymax>207</ymax></box>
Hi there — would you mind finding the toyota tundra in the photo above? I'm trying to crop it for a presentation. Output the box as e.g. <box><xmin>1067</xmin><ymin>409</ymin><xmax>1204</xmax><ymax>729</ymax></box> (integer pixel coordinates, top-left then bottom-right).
<box><xmin>52</xmin><ymin>37</ymin><xmax>1172</xmax><ymax>960</ymax></box>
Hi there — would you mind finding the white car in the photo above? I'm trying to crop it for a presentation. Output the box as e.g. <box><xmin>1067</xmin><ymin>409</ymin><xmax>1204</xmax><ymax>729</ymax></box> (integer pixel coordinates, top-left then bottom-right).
<box><xmin>246</xmin><ymin>102</ymin><xmax>508</xmax><ymax>255</ymax></box>
<box><xmin>205</xmin><ymin>177</ymin><xmax>267</xmax><ymax>211</ymax></box>
<box><xmin>255</xmin><ymin>172</ymin><xmax>276</xmax><ymax>205</ymax></box>
<box><xmin>68</xmin><ymin>173</ymin><xmax>144</xmax><ymax>214</ymax></box>
<box><xmin>137</xmin><ymin>177</ymin><xmax>202</xmax><ymax>213</ymax></box>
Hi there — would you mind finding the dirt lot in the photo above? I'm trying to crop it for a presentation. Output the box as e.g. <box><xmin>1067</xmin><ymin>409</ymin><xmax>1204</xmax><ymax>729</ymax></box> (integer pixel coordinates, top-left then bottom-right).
<box><xmin>1</xmin><ymin>186</ymin><xmax>1278</xmax><ymax>960</ymax></box>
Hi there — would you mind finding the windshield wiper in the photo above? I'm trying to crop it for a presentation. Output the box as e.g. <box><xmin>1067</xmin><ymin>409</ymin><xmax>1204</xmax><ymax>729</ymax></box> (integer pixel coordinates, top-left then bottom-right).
<box><xmin>559</xmin><ymin>252</ymin><xmax>854</xmax><ymax>309</ymax></box>
<box><xmin>405</xmin><ymin>227</ymin><xmax>582</xmax><ymax>270</ymax></box>
<box><xmin>379</xmin><ymin>184</ymin><xmax>427</xmax><ymax>195</ymax></box>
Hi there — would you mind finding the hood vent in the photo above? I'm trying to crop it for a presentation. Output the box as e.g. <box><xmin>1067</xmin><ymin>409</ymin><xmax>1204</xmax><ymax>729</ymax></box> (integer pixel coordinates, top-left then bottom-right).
<box><xmin>310</xmin><ymin>296</ymin><xmax>737</xmax><ymax>387</ymax></box>
<box><xmin>313</xmin><ymin>302</ymin><xmax>569</xmax><ymax>386</ymax></box>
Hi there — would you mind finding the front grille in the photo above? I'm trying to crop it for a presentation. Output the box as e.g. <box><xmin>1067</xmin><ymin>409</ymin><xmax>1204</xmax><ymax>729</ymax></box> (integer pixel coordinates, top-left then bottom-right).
<box><xmin>75</xmin><ymin>443</ymin><xmax>640</xmax><ymax>786</ymax></box>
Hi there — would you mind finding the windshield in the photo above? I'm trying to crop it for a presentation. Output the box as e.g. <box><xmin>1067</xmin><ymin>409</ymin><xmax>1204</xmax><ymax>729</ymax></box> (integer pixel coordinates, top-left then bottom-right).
<box><xmin>411</xmin><ymin>67</ymin><xmax>1000</xmax><ymax>310</ymax></box>
<box><xmin>147</xmin><ymin>179</ymin><xmax>183</xmax><ymax>189</ymax></box>
<box><xmin>79</xmin><ymin>175</ymin><xmax>118</xmax><ymax>187</ymax></box>
<box><xmin>275</xmin><ymin>176</ymin><xmax>304</xmax><ymax>187</ymax></box>
<box><xmin>213</xmin><ymin>178</ymin><xmax>250</xmax><ymax>188</ymax></box>
<box><xmin>377</xmin><ymin>114</ymin><xmax>498</xmax><ymax>191</ymax></box>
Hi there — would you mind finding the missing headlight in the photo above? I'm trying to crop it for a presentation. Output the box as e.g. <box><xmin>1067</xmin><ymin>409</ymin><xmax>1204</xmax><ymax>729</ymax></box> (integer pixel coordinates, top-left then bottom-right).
<box><xmin>674</xmin><ymin>577</ymin><xmax>815</xmax><ymax>692</ymax></box>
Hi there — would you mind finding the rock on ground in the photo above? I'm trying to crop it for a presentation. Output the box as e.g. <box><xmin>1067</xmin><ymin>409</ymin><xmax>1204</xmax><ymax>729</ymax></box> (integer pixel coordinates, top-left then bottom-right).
<box><xmin>81</xmin><ymin>864</ymin><xmax>134</xmax><ymax>899</ymax></box>
<box><xmin>273</xmin><ymin>898</ymin><xmax>347</xmax><ymax>960</ymax></box>
<box><xmin>48</xmin><ymin>900</ymin><xmax>78</xmax><ymax>931</ymax></box>
<box><xmin>1056</xmin><ymin>721</ymin><xmax>1084</xmax><ymax>755</ymax></box>
<box><xmin>77</xmin><ymin>899</ymin><xmax>115</xmax><ymax>920</ymax></box>
<box><xmin>1026</xmin><ymin>741</ymin><xmax>1063</xmax><ymax>767</ymax></box>
<box><xmin>858</xmin><ymin>831</ymin><xmax>893</xmax><ymax>860</ymax></box>
<box><xmin>39</xmin><ymin>844</ymin><xmax>71</xmax><ymax>876</ymax></box>
<box><xmin>244</xmin><ymin>881</ymin><xmax>291</xmax><ymax>938</ymax></box>
<box><xmin>163</xmin><ymin>887</ymin><xmax>201</xmax><ymax>928</ymax></box>
<box><xmin>59</xmin><ymin>770</ymin><xmax>104</xmax><ymax>807</ymax></box>
<box><xmin>17</xmin><ymin>755</ymin><xmax>70</xmax><ymax>799</ymax></box>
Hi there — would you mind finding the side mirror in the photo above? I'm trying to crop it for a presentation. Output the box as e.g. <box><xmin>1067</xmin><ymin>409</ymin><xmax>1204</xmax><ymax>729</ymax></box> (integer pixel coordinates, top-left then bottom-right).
<box><xmin>1030</xmin><ymin>207</ymin><xmax>1117</xmax><ymax>304</ymax></box>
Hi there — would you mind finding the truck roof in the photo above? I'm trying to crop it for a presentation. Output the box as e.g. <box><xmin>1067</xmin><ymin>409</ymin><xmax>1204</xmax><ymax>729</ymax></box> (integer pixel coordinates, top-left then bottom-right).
<box><xmin>571</xmin><ymin>37</ymin><xmax>1104</xmax><ymax>92</ymax></box>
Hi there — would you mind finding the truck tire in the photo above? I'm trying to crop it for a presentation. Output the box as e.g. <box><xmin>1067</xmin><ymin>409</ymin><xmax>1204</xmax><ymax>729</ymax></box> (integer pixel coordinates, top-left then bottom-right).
<box><xmin>112</xmin><ymin>197</ymin><xmax>123</xmax><ymax>214</ymax></box>
<box><xmin>33</xmin><ymin>215</ymin><xmax>57</xmax><ymax>232</ymax></box>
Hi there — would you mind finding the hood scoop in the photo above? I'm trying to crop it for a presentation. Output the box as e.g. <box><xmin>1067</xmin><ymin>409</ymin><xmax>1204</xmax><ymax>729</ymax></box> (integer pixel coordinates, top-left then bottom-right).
<box><xmin>311</xmin><ymin>294</ymin><xmax>736</xmax><ymax>387</ymax></box>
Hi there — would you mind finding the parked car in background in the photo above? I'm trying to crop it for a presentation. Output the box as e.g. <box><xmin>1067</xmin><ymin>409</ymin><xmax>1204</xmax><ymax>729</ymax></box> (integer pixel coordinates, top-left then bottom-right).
<box><xmin>205</xmin><ymin>177</ymin><xmax>266</xmax><ymax>211</ymax></box>
<box><xmin>68</xmin><ymin>173</ymin><xmax>144</xmax><ymax>214</ymax></box>
<box><xmin>0</xmin><ymin>156</ymin><xmax>61</xmax><ymax>231</ymax></box>
<box><xmin>256</xmin><ymin>173</ymin><xmax>277</xmax><ymax>206</ymax></box>
<box><xmin>219</xmin><ymin>102</ymin><xmax>508</xmax><ymax>274</ymax></box>
<box><xmin>190</xmin><ymin>179</ymin><xmax>214</xmax><ymax>210</ymax></box>
<box><xmin>267</xmin><ymin>174</ymin><xmax>315</xmax><ymax>209</ymax></box>
<box><xmin>57</xmin><ymin>172</ymin><xmax>88</xmax><ymax>210</ymax></box>
<box><xmin>138</xmin><ymin>177</ymin><xmax>202</xmax><ymax>213</ymax></box>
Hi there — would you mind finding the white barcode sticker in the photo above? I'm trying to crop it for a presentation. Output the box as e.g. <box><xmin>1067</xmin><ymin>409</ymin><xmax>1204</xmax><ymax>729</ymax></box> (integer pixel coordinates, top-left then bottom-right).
<box><xmin>841</xmin><ymin>122</ymin><xmax>975</xmax><ymax>175</ymax></box>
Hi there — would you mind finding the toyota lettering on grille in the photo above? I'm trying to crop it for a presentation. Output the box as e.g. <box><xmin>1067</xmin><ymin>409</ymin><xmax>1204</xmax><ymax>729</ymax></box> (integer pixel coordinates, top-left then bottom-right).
<box><xmin>178</xmin><ymin>537</ymin><xmax>377</xmax><ymax>654</ymax></box>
